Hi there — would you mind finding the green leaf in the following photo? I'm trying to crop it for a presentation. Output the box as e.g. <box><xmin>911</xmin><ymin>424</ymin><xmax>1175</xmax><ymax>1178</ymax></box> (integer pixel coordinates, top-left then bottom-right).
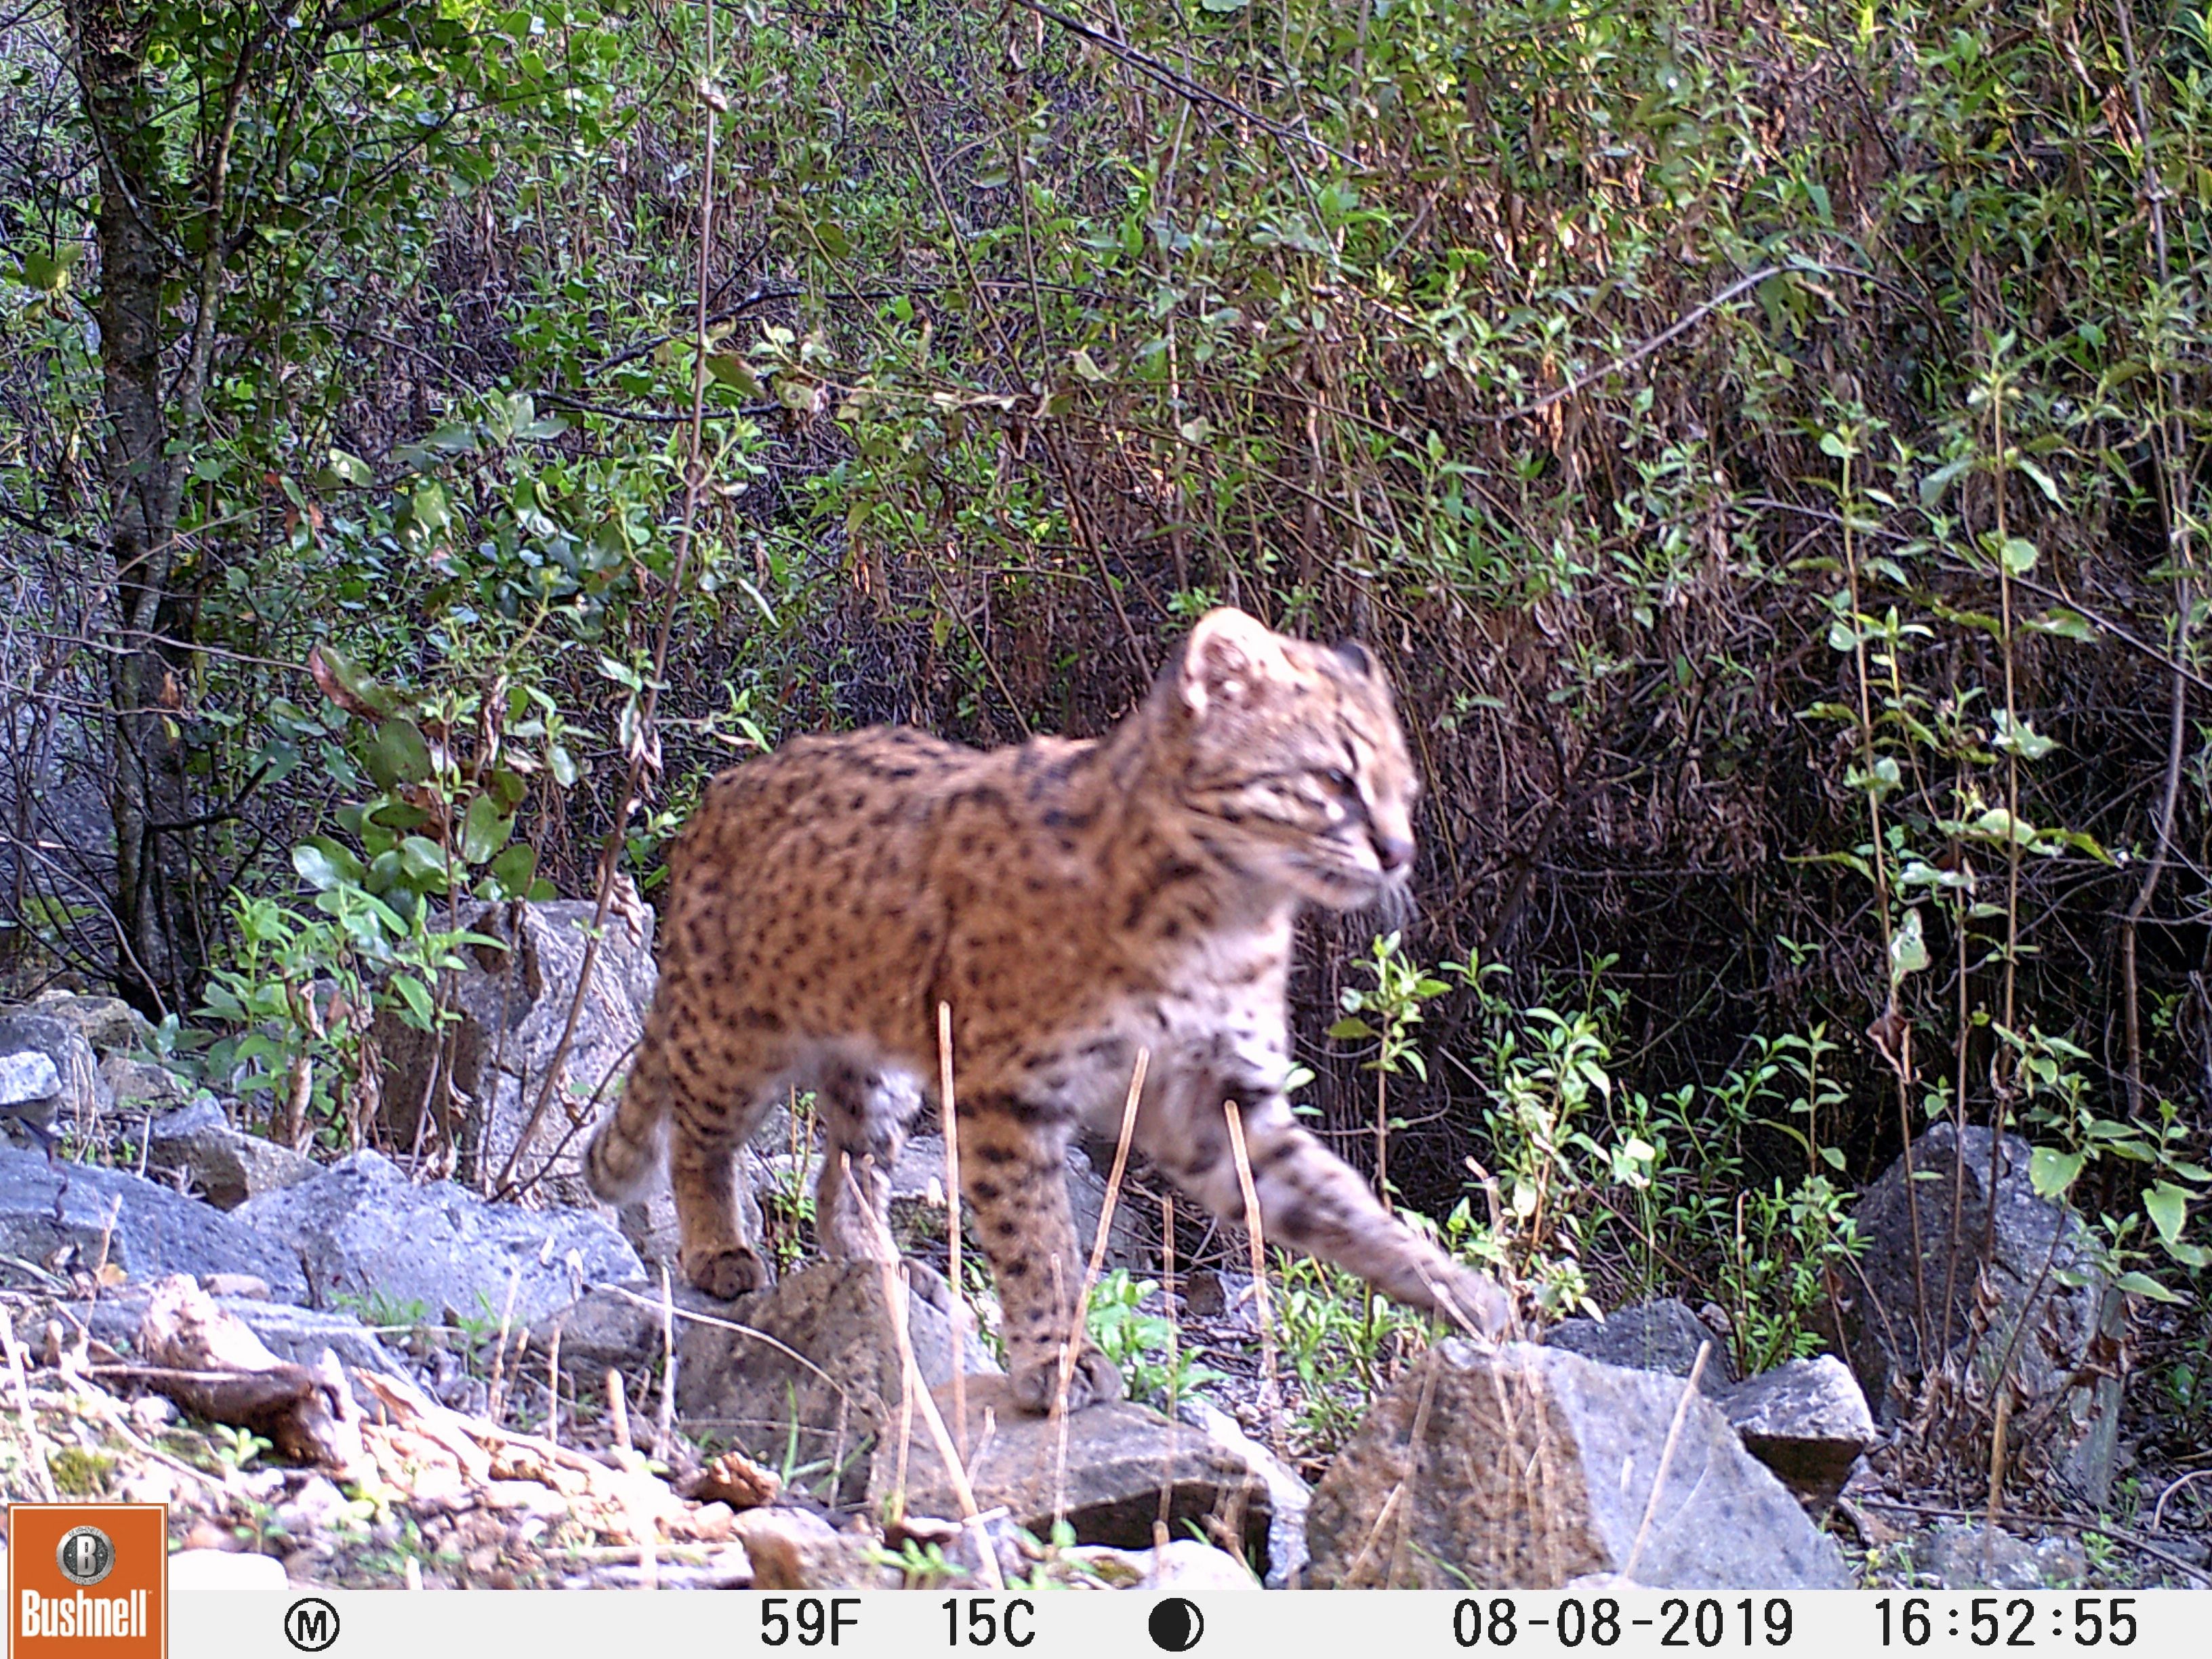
<box><xmin>16</xmin><ymin>246</ymin><xmax>81</xmax><ymax>292</ymax></box>
<box><xmin>1998</xmin><ymin>536</ymin><xmax>2038</xmax><ymax>575</ymax></box>
<box><xmin>2029</xmin><ymin>1145</ymin><xmax>2085</xmax><ymax>1198</ymax></box>
<box><xmin>1889</xmin><ymin>907</ymin><xmax>1931</xmax><ymax>981</ymax></box>
<box><xmin>1328</xmin><ymin>1016</ymin><xmax>1378</xmax><ymax>1041</ymax></box>
<box><xmin>365</xmin><ymin>719</ymin><xmax>434</xmax><ymax>788</ymax></box>
<box><xmin>324</xmin><ymin>449</ymin><xmax>373</xmax><ymax>487</ymax></box>
<box><xmin>2112</xmin><ymin>1271</ymin><xmax>2181</xmax><ymax>1303</ymax></box>
<box><xmin>705</xmin><ymin>354</ymin><xmax>760</xmax><ymax>395</ymax></box>
<box><xmin>397</xmin><ymin>835</ymin><xmax>449</xmax><ymax>884</ymax></box>
<box><xmin>2144</xmin><ymin>1181</ymin><xmax>2190</xmax><ymax>1247</ymax></box>
<box><xmin>292</xmin><ymin>839</ymin><xmax>363</xmax><ymax>892</ymax></box>
<box><xmin>489</xmin><ymin>842</ymin><xmax>538</xmax><ymax>898</ymax></box>
<box><xmin>391</xmin><ymin>973</ymin><xmax>434</xmax><ymax>1030</ymax></box>
<box><xmin>459</xmin><ymin>794</ymin><xmax>514</xmax><ymax>864</ymax></box>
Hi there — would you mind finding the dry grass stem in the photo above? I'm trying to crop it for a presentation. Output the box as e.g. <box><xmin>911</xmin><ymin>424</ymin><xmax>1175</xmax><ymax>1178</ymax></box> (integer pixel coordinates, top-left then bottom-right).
<box><xmin>607</xmin><ymin>1366</ymin><xmax>632</xmax><ymax>1453</ymax></box>
<box><xmin>1051</xmin><ymin>1048</ymin><xmax>1148</xmax><ymax>1525</ymax></box>
<box><xmin>486</xmin><ymin>1261</ymin><xmax>522</xmax><ymax>1420</ymax></box>
<box><xmin>1223</xmin><ymin>1099</ymin><xmax>1284</xmax><ymax>1454</ymax></box>
<box><xmin>3</xmin><ymin>1309</ymin><xmax>56</xmax><ymax>1500</ymax></box>
<box><xmin>937</xmin><ymin>999</ymin><xmax>968</xmax><ymax>1462</ymax></box>
<box><xmin>1622</xmin><ymin>1339</ymin><xmax>1710</xmax><ymax>1580</ymax></box>
<box><xmin>655</xmin><ymin>1261</ymin><xmax>678</xmax><ymax>1456</ymax></box>
<box><xmin>545</xmin><ymin>1322</ymin><xmax>562</xmax><ymax>1448</ymax></box>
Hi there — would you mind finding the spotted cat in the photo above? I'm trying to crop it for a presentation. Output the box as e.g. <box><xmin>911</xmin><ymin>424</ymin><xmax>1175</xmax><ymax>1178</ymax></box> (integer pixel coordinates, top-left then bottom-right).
<box><xmin>586</xmin><ymin>608</ymin><xmax>1511</xmax><ymax>1412</ymax></box>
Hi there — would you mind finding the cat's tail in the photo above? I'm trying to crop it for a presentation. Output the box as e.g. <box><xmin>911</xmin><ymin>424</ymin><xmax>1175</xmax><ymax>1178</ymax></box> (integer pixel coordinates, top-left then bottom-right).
<box><xmin>583</xmin><ymin>1036</ymin><xmax>672</xmax><ymax>1202</ymax></box>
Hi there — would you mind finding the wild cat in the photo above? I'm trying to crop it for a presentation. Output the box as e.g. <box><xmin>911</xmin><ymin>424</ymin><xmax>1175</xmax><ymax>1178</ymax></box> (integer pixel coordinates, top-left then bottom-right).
<box><xmin>586</xmin><ymin>607</ymin><xmax>1511</xmax><ymax>1410</ymax></box>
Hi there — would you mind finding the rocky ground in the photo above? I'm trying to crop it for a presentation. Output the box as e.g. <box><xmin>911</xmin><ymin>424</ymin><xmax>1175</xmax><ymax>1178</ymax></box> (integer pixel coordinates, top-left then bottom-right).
<box><xmin>1</xmin><ymin>915</ymin><xmax>2207</xmax><ymax>1593</ymax></box>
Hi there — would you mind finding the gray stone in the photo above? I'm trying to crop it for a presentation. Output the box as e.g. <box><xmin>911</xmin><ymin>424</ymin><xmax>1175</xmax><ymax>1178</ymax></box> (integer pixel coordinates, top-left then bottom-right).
<box><xmin>145</xmin><ymin>1099</ymin><xmax>317</xmax><ymax>1210</ymax></box>
<box><xmin>893</xmin><ymin>1374</ymin><xmax>1271</xmax><ymax>1562</ymax></box>
<box><xmin>1718</xmin><ymin>1356</ymin><xmax>1875</xmax><ymax>1511</ymax></box>
<box><xmin>1910</xmin><ymin>1523</ymin><xmax>2087</xmax><ymax>1591</ymax></box>
<box><xmin>232</xmin><ymin>1149</ymin><xmax>642</xmax><ymax>1324</ymax></box>
<box><xmin>1544</xmin><ymin>1298</ymin><xmax>1736</xmax><ymax>1396</ymax></box>
<box><xmin>676</xmin><ymin>1260</ymin><xmax>996</xmax><ymax>1509</ymax></box>
<box><xmin>1835</xmin><ymin>1123</ymin><xmax>2125</xmax><ymax>1502</ymax></box>
<box><xmin>376</xmin><ymin>899</ymin><xmax>657</xmax><ymax>1202</ymax></box>
<box><xmin>0</xmin><ymin>1051</ymin><xmax>60</xmax><ymax>1107</ymax></box>
<box><xmin>1178</xmin><ymin>1395</ymin><xmax>1311</xmax><ymax>1586</ymax></box>
<box><xmin>100</xmin><ymin>1055</ymin><xmax>192</xmax><ymax>1113</ymax></box>
<box><xmin>1305</xmin><ymin>1340</ymin><xmax>1850</xmax><ymax>1589</ymax></box>
<box><xmin>1061</xmin><ymin>1538</ymin><xmax>1262</xmax><ymax>1589</ymax></box>
<box><xmin>77</xmin><ymin>1290</ymin><xmax>407</xmax><ymax>1382</ymax></box>
<box><xmin>1181</xmin><ymin>1270</ymin><xmax>1262</xmax><ymax>1331</ymax></box>
<box><xmin>26</xmin><ymin>994</ymin><xmax>152</xmax><ymax>1057</ymax></box>
<box><xmin>0</xmin><ymin>1145</ymin><xmax>306</xmax><ymax>1295</ymax></box>
<box><xmin>0</xmin><ymin>1008</ymin><xmax>110</xmax><ymax>1136</ymax></box>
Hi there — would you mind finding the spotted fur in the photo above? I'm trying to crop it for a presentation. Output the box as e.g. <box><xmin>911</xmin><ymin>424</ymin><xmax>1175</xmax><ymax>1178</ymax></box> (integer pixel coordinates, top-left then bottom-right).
<box><xmin>585</xmin><ymin>608</ymin><xmax>1511</xmax><ymax>1412</ymax></box>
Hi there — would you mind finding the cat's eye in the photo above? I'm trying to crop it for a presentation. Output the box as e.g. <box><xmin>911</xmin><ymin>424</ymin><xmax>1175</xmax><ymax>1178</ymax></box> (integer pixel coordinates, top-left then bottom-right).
<box><xmin>1325</xmin><ymin>768</ymin><xmax>1357</xmax><ymax>795</ymax></box>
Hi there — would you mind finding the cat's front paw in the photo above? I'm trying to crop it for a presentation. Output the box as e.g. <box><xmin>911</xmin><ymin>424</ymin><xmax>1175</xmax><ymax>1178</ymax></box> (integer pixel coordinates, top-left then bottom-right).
<box><xmin>683</xmin><ymin>1242</ymin><xmax>767</xmax><ymax>1300</ymax></box>
<box><xmin>1009</xmin><ymin>1345</ymin><xmax>1125</xmax><ymax>1415</ymax></box>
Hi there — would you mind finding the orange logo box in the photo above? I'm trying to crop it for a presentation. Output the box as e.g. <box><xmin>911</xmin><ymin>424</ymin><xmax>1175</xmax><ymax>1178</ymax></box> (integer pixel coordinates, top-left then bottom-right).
<box><xmin>7</xmin><ymin>1504</ymin><xmax>167</xmax><ymax>1659</ymax></box>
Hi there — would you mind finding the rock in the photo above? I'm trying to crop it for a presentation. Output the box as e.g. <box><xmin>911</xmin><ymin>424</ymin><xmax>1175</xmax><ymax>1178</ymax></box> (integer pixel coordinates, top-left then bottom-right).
<box><xmin>893</xmin><ymin>1374</ymin><xmax>1271</xmax><ymax>1562</ymax></box>
<box><xmin>27</xmin><ymin>993</ymin><xmax>152</xmax><ymax>1058</ymax></box>
<box><xmin>201</xmin><ymin>1273</ymin><xmax>269</xmax><ymax>1299</ymax></box>
<box><xmin>232</xmin><ymin>1149</ymin><xmax>642</xmax><ymax>1324</ymax></box>
<box><xmin>145</xmin><ymin>1099</ymin><xmax>317</xmax><ymax>1210</ymax></box>
<box><xmin>1177</xmin><ymin>1396</ymin><xmax>1311</xmax><ymax>1587</ymax></box>
<box><xmin>0</xmin><ymin>1050</ymin><xmax>61</xmax><ymax>1108</ymax></box>
<box><xmin>100</xmin><ymin>1055</ymin><xmax>192</xmax><ymax>1113</ymax></box>
<box><xmin>0</xmin><ymin>1145</ymin><xmax>306</xmax><ymax>1294</ymax></box>
<box><xmin>755</xmin><ymin>1132</ymin><xmax>1145</xmax><ymax>1269</ymax></box>
<box><xmin>27</xmin><ymin>994</ymin><xmax>148</xmax><ymax>1058</ymax></box>
<box><xmin>166</xmin><ymin>1549</ymin><xmax>289</xmax><ymax>1591</ymax></box>
<box><xmin>1910</xmin><ymin>1523</ymin><xmax>2087</xmax><ymax>1590</ymax></box>
<box><xmin>1181</xmin><ymin>1270</ymin><xmax>1263</xmax><ymax>1331</ymax></box>
<box><xmin>275</xmin><ymin>1475</ymin><xmax>355</xmax><ymax>1536</ymax></box>
<box><xmin>1835</xmin><ymin>1123</ymin><xmax>2125</xmax><ymax>1502</ymax></box>
<box><xmin>79</xmin><ymin>1289</ymin><xmax>407</xmax><ymax>1382</ymax></box>
<box><xmin>1305</xmin><ymin>1340</ymin><xmax>1850</xmax><ymax>1589</ymax></box>
<box><xmin>676</xmin><ymin>1260</ymin><xmax>996</xmax><ymax>1508</ymax></box>
<box><xmin>729</xmin><ymin>1507</ymin><xmax>899</xmax><ymax>1591</ymax></box>
<box><xmin>375</xmin><ymin>899</ymin><xmax>657</xmax><ymax>1201</ymax></box>
<box><xmin>0</xmin><ymin>1008</ymin><xmax>110</xmax><ymax>1135</ymax></box>
<box><xmin>1718</xmin><ymin>1355</ymin><xmax>1875</xmax><ymax>1511</ymax></box>
<box><xmin>1062</xmin><ymin>1538</ymin><xmax>1261</xmax><ymax>1589</ymax></box>
<box><xmin>529</xmin><ymin>1284</ymin><xmax>674</xmax><ymax>1376</ymax></box>
<box><xmin>1544</xmin><ymin>1298</ymin><xmax>1737</xmax><ymax>1396</ymax></box>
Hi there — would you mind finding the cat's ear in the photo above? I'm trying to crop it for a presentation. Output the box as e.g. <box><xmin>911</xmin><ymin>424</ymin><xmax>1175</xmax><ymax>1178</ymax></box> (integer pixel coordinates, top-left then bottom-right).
<box><xmin>1330</xmin><ymin>639</ymin><xmax>1378</xmax><ymax>678</ymax></box>
<box><xmin>1180</xmin><ymin>608</ymin><xmax>1281</xmax><ymax>714</ymax></box>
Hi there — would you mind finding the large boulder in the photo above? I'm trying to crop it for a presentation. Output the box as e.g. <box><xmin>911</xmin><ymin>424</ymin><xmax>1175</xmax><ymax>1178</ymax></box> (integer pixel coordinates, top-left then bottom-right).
<box><xmin>1544</xmin><ymin>1298</ymin><xmax>1737</xmax><ymax>1396</ymax></box>
<box><xmin>0</xmin><ymin>1145</ymin><xmax>306</xmax><ymax>1295</ymax></box>
<box><xmin>1834</xmin><ymin>1123</ymin><xmax>2125</xmax><ymax>1502</ymax></box>
<box><xmin>892</xmin><ymin>1374</ymin><xmax>1271</xmax><ymax>1565</ymax></box>
<box><xmin>232</xmin><ymin>1149</ymin><xmax>642</xmax><ymax>1324</ymax></box>
<box><xmin>22</xmin><ymin>992</ymin><xmax>152</xmax><ymax>1058</ymax></box>
<box><xmin>1716</xmin><ymin>1355</ymin><xmax>1875</xmax><ymax>1511</ymax></box>
<box><xmin>1305</xmin><ymin>1339</ymin><xmax>1850</xmax><ymax>1589</ymax></box>
<box><xmin>145</xmin><ymin>1099</ymin><xmax>317</xmax><ymax>1210</ymax></box>
<box><xmin>0</xmin><ymin>1006</ymin><xmax>111</xmax><ymax>1140</ymax></box>
<box><xmin>376</xmin><ymin>899</ymin><xmax>657</xmax><ymax>1200</ymax></box>
<box><xmin>675</xmin><ymin>1260</ymin><xmax>996</xmax><ymax>1509</ymax></box>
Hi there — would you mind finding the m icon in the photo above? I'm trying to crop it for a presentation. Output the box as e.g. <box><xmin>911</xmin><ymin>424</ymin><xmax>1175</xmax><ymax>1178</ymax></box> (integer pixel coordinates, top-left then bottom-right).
<box><xmin>284</xmin><ymin>1597</ymin><xmax>340</xmax><ymax>1653</ymax></box>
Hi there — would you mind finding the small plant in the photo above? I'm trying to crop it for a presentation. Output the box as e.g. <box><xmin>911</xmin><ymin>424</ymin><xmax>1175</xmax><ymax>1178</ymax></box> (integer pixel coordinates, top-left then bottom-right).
<box><xmin>209</xmin><ymin>1424</ymin><xmax>272</xmax><ymax>1473</ymax></box>
<box><xmin>1084</xmin><ymin>1269</ymin><xmax>1223</xmax><ymax>1408</ymax></box>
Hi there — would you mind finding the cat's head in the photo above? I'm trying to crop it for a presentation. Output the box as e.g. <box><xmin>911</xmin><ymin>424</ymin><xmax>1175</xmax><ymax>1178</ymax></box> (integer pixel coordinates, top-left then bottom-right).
<box><xmin>1162</xmin><ymin>607</ymin><xmax>1419</xmax><ymax>912</ymax></box>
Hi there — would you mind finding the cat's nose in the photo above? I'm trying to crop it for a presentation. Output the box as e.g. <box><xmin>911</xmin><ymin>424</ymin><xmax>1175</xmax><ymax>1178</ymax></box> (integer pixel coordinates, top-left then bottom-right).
<box><xmin>1376</xmin><ymin>834</ymin><xmax>1415</xmax><ymax>876</ymax></box>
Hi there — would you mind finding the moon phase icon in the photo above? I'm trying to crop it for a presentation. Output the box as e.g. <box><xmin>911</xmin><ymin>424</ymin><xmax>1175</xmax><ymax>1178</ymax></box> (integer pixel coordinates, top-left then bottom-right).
<box><xmin>1148</xmin><ymin>1596</ymin><xmax>1205</xmax><ymax>1652</ymax></box>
